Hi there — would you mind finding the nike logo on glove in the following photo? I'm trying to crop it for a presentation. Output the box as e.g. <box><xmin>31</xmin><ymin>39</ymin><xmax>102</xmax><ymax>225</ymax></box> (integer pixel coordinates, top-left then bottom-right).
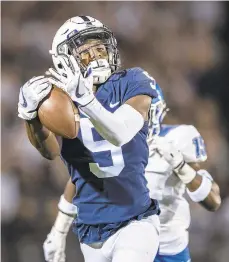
<box><xmin>109</xmin><ymin>101</ymin><xmax>120</xmax><ymax>108</ymax></box>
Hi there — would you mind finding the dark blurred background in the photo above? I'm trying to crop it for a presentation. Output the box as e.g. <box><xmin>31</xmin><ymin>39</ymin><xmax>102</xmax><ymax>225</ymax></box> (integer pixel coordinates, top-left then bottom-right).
<box><xmin>1</xmin><ymin>1</ymin><xmax>229</xmax><ymax>262</ymax></box>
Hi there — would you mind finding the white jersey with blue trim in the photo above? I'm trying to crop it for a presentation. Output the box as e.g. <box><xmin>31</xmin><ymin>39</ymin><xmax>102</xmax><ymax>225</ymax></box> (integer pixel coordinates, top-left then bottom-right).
<box><xmin>145</xmin><ymin>124</ymin><xmax>207</xmax><ymax>255</ymax></box>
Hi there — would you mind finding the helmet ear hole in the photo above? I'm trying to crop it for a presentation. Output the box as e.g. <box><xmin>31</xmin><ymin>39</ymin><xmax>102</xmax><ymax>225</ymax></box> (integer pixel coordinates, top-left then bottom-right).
<box><xmin>67</xmin><ymin>49</ymin><xmax>71</xmax><ymax>55</ymax></box>
<box><xmin>58</xmin><ymin>63</ymin><xmax>63</xmax><ymax>69</ymax></box>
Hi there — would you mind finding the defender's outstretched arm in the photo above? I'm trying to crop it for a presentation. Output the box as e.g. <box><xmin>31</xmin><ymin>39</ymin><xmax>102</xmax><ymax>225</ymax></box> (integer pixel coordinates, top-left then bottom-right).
<box><xmin>155</xmin><ymin>137</ymin><xmax>221</xmax><ymax>212</ymax></box>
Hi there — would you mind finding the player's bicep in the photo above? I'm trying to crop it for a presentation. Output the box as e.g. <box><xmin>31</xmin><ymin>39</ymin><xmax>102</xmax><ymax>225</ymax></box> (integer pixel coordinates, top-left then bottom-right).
<box><xmin>122</xmin><ymin>69</ymin><xmax>158</xmax><ymax>121</ymax></box>
<box><xmin>64</xmin><ymin>178</ymin><xmax>77</xmax><ymax>203</ymax></box>
<box><xmin>125</xmin><ymin>95</ymin><xmax>152</xmax><ymax>121</ymax></box>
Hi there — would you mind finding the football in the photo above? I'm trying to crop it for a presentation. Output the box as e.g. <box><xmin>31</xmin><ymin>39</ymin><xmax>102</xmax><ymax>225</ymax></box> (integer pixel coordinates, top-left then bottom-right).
<box><xmin>38</xmin><ymin>86</ymin><xmax>80</xmax><ymax>139</ymax></box>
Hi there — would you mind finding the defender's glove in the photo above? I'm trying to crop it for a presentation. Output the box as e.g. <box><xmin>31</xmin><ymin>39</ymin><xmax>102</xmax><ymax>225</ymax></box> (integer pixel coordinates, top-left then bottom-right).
<box><xmin>43</xmin><ymin>195</ymin><xmax>78</xmax><ymax>262</ymax></box>
<box><xmin>18</xmin><ymin>76</ymin><xmax>52</xmax><ymax>120</ymax></box>
<box><xmin>154</xmin><ymin>137</ymin><xmax>185</xmax><ymax>172</ymax></box>
<box><xmin>48</xmin><ymin>55</ymin><xmax>94</xmax><ymax>106</ymax></box>
<box><xmin>154</xmin><ymin>137</ymin><xmax>196</xmax><ymax>184</ymax></box>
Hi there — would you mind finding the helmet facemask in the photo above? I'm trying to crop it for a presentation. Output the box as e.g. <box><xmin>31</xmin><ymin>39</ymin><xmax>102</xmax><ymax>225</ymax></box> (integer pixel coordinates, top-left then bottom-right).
<box><xmin>59</xmin><ymin>27</ymin><xmax>121</xmax><ymax>84</ymax></box>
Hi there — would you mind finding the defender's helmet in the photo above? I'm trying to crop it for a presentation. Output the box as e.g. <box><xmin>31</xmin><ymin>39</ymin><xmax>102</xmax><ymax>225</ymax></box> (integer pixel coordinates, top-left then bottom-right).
<box><xmin>50</xmin><ymin>16</ymin><xmax>121</xmax><ymax>85</ymax></box>
<box><xmin>148</xmin><ymin>83</ymin><xmax>168</xmax><ymax>138</ymax></box>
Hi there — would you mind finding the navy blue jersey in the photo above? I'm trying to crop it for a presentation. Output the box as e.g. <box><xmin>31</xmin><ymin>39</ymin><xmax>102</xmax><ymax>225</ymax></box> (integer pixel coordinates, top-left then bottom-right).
<box><xmin>61</xmin><ymin>67</ymin><xmax>159</xmax><ymax>243</ymax></box>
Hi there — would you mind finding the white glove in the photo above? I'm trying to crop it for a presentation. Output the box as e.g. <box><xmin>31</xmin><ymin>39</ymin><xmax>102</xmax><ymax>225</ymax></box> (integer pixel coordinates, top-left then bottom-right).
<box><xmin>48</xmin><ymin>55</ymin><xmax>94</xmax><ymax>106</ymax></box>
<box><xmin>43</xmin><ymin>195</ymin><xmax>76</xmax><ymax>262</ymax></box>
<box><xmin>147</xmin><ymin>136</ymin><xmax>159</xmax><ymax>157</ymax></box>
<box><xmin>43</xmin><ymin>226</ymin><xmax>67</xmax><ymax>262</ymax></box>
<box><xmin>154</xmin><ymin>137</ymin><xmax>185</xmax><ymax>171</ymax></box>
<box><xmin>152</xmin><ymin>137</ymin><xmax>196</xmax><ymax>184</ymax></box>
<box><xmin>18</xmin><ymin>76</ymin><xmax>52</xmax><ymax>120</ymax></box>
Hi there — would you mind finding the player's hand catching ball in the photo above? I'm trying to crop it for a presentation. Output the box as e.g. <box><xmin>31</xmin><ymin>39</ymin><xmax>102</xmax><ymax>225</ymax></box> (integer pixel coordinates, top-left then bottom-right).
<box><xmin>48</xmin><ymin>55</ymin><xmax>94</xmax><ymax>106</ymax></box>
<box><xmin>18</xmin><ymin>76</ymin><xmax>52</xmax><ymax>120</ymax></box>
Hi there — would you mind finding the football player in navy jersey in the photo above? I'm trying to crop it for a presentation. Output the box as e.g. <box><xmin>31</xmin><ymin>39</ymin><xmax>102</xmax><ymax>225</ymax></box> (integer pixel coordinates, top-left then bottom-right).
<box><xmin>18</xmin><ymin>16</ymin><xmax>160</xmax><ymax>262</ymax></box>
<box><xmin>42</xmin><ymin>79</ymin><xmax>221</xmax><ymax>262</ymax></box>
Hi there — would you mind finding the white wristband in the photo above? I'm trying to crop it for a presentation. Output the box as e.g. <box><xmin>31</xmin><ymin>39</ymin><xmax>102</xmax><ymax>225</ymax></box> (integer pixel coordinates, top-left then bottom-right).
<box><xmin>175</xmin><ymin>163</ymin><xmax>196</xmax><ymax>184</ymax></box>
<box><xmin>58</xmin><ymin>194</ymin><xmax>78</xmax><ymax>216</ymax></box>
<box><xmin>196</xmin><ymin>169</ymin><xmax>213</xmax><ymax>181</ymax></box>
<box><xmin>187</xmin><ymin>173</ymin><xmax>212</xmax><ymax>202</ymax></box>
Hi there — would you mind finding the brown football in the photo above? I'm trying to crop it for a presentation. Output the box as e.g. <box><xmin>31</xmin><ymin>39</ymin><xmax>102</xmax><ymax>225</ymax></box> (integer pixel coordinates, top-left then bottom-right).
<box><xmin>38</xmin><ymin>86</ymin><xmax>80</xmax><ymax>139</ymax></box>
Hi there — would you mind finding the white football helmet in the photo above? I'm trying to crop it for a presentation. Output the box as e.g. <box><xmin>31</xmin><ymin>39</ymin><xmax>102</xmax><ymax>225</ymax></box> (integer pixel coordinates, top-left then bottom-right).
<box><xmin>50</xmin><ymin>16</ymin><xmax>121</xmax><ymax>85</ymax></box>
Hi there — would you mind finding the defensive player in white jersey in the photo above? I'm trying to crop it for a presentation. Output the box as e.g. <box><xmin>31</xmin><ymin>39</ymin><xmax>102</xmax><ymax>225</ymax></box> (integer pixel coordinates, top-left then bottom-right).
<box><xmin>146</xmin><ymin>84</ymin><xmax>221</xmax><ymax>261</ymax></box>
<box><xmin>18</xmin><ymin>16</ymin><xmax>160</xmax><ymax>262</ymax></box>
<box><xmin>43</xmin><ymin>83</ymin><xmax>221</xmax><ymax>262</ymax></box>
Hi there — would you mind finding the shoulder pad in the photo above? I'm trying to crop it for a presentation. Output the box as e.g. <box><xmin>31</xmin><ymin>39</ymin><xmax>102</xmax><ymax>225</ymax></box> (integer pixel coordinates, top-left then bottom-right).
<box><xmin>126</xmin><ymin>67</ymin><xmax>156</xmax><ymax>84</ymax></box>
<box><xmin>122</xmin><ymin>67</ymin><xmax>157</xmax><ymax>103</ymax></box>
<box><xmin>164</xmin><ymin>124</ymin><xmax>207</xmax><ymax>163</ymax></box>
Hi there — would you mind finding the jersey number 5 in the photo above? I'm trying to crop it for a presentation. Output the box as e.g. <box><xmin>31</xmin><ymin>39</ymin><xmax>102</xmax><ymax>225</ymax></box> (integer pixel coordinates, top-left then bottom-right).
<box><xmin>80</xmin><ymin>118</ymin><xmax>125</xmax><ymax>178</ymax></box>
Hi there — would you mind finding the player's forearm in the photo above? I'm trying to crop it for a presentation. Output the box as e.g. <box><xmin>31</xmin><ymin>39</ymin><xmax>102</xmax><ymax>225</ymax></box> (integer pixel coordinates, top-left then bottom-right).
<box><xmin>80</xmin><ymin>98</ymin><xmax>144</xmax><ymax>146</ymax></box>
<box><xmin>53</xmin><ymin>180</ymin><xmax>77</xmax><ymax>233</ymax></box>
<box><xmin>25</xmin><ymin>118</ymin><xmax>60</xmax><ymax>160</ymax></box>
<box><xmin>63</xmin><ymin>178</ymin><xmax>77</xmax><ymax>204</ymax></box>
<box><xmin>199</xmin><ymin>182</ymin><xmax>221</xmax><ymax>211</ymax></box>
<box><xmin>43</xmin><ymin>181</ymin><xmax>77</xmax><ymax>261</ymax></box>
<box><xmin>58</xmin><ymin>178</ymin><xmax>77</xmax><ymax>217</ymax></box>
<box><xmin>184</xmin><ymin>167</ymin><xmax>221</xmax><ymax>212</ymax></box>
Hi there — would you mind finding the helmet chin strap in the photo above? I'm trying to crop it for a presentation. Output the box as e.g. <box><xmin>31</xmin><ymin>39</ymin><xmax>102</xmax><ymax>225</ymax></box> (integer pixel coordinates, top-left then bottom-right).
<box><xmin>89</xmin><ymin>59</ymin><xmax>111</xmax><ymax>85</ymax></box>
